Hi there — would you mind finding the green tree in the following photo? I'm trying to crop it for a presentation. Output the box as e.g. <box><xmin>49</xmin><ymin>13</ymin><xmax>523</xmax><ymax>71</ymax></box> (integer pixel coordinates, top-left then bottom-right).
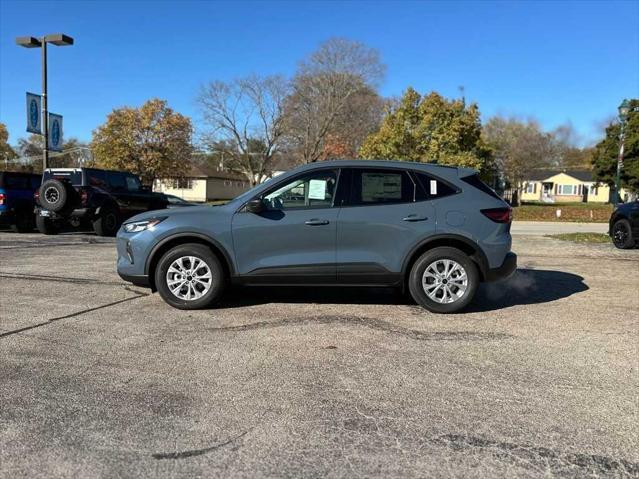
<box><xmin>0</xmin><ymin>122</ymin><xmax>17</xmax><ymax>168</ymax></box>
<box><xmin>592</xmin><ymin>99</ymin><xmax>639</xmax><ymax>194</ymax></box>
<box><xmin>359</xmin><ymin>88</ymin><xmax>491</xmax><ymax>171</ymax></box>
<box><xmin>91</xmin><ymin>99</ymin><xmax>193</xmax><ymax>184</ymax></box>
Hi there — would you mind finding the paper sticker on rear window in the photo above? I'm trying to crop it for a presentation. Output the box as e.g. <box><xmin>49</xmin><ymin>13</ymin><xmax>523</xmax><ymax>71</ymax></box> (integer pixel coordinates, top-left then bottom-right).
<box><xmin>430</xmin><ymin>180</ymin><xmax>437</xmax><ymax>195</ymax></box>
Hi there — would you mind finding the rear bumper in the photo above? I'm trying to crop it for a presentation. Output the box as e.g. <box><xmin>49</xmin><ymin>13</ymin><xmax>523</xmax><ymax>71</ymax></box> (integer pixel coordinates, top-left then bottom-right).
<box><xmin>485</xmin><ymin>252</ymin><xmax>517</xmax><ymax>282</ymax></box>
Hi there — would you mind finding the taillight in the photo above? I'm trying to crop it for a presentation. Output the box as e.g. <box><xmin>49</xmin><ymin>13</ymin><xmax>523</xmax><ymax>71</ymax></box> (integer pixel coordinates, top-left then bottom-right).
<box><xmin>0</xmin><ymin>193</ymin><xmax>5</xmax><ymax>206</ymax></box>
<box><xmin>481</xmin><ymin>207</ymin><xmax>512</xmax><ymax>223</ymax></box>
<box><xmin>34</xmin><ymin>191</ymin><xmax>40</xmax><ymax>205</ymax></box>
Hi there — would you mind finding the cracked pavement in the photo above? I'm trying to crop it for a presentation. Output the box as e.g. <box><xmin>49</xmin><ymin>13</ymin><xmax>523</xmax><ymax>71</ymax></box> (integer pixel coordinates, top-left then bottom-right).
<box><xmin>0</xmin><ymin>231</ymin><xmax>638</xmax><ymax>478</ymax></box>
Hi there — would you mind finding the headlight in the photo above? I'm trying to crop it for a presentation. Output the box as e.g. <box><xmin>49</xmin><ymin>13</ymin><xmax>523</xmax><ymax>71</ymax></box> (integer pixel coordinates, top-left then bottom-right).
<box><xmin>123</xmin><ymin>217</ymin><xmax>167</xmax><ymax>233</ymax></box>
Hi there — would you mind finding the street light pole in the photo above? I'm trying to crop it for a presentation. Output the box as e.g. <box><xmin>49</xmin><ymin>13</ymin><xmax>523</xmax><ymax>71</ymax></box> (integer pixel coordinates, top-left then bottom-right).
<box><xmin>16</xmin><ymin>33</ymin><xmax>73</xmax><ymax>172</ymax></box>
<box><xmin>41</xmin><ymin>38</ymin><xmax>48</xmax><ymax>170</ymax></box>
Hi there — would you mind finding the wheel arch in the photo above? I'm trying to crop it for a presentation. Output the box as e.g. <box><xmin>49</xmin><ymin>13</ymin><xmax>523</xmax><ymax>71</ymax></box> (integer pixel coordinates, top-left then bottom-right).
<box><xmin>401</xmin><ymin>234</ymin><xmax>489</xmax><ymax>285</ymax></box>
<box><xmin>145</xmin><ymin>233</ymin><xmax>235</xmax><ymax>290</ymax></box>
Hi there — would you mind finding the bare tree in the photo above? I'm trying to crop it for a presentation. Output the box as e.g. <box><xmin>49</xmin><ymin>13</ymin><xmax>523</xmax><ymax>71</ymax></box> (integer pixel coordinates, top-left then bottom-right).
<box><xmin>198</xmin><ymin>75</ymin><xmax>289</xmax><ymax>185</ymax></box>
<box><xmin>283</xmin><ymin>38</ymin><xmax>386</xmax><ymax>164</ymax></box>
<box><xmin>483</xmin><ymin>116</ymin><xmax>556</xmax><ymax>205</ymax></box>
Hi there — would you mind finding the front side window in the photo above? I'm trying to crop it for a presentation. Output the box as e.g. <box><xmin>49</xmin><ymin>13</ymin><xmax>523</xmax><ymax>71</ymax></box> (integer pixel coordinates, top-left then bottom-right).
<box><xmin>263</xmin><ymin>170</ymin><xmax>337</xmax><ymax>210</ymax></box>
<box><xmin>108</xmin><ymin>172</ymin><xmax>127</xmax><ymax>191</ymax></box>
<box><xmin>126</xmin><ymin>176</ymin><xmax>142</xmax><ymax>192</ymax></box>
<box><xmin>346</xmin><ymin>168</ymin><xmax>415</xmax><ymax>206</ymax></box>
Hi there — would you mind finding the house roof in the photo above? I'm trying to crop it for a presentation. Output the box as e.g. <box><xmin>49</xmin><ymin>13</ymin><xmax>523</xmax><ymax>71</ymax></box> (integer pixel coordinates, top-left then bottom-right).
<box><xmin>527</xmin><ymin>169</ymin><xmax>594</xmax><ymax>182</ymax></box>
<box><xmin>178</xmin><ymin>164</ymin><xmax>247</xmax><ymax>181</ymax></box>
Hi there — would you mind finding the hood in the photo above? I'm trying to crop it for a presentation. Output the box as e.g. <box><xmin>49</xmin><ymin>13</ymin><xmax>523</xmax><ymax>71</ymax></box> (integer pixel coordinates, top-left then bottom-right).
<box><xmin>123</xmin><ymin>204</ymin><xmax>227</xmax><ymax>224</ymax></box>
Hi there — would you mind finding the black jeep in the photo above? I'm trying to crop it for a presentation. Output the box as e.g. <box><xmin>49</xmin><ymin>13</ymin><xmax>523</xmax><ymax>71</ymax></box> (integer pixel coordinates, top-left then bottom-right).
<box><xmin>36</xmin><ymin>168</ymin><xmax>168</xmax><ymax>236</ymax></box>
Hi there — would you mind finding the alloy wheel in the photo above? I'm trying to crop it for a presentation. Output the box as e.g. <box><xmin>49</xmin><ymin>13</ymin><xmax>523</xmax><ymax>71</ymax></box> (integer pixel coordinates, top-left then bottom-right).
<box><xmin>166</xmin><ymin>256</ymin><xmax>213</xmax><ymax>301</ymax></box>
<box><xmin>421</xmin><ymin>259</ymin><xmax>468</xmax><ymax>304</ymax></box>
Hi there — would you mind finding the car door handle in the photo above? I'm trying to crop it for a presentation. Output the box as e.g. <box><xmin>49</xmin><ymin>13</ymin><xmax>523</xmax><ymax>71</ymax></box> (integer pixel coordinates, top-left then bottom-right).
<box><xmin>305</xmin><ymin>219</ymin><xmax>330</xmax><ymax>226</ymax></box>
<box><xmin>402</xmin><ymin>214</ymin><xmax>428</xmax><ymax>222</ymax></box>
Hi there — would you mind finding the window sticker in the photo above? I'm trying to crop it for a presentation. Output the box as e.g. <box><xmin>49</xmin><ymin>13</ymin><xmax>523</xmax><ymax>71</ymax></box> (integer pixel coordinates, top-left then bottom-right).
<box><xmin>308</xmin><ymin>179</ymin><xmax>327</xmax><ymax>200</ymax></box>
<box><xmin>430</xmin><ymin>180</ymin><xmax>437</xmax><ymax>195</ymax></box>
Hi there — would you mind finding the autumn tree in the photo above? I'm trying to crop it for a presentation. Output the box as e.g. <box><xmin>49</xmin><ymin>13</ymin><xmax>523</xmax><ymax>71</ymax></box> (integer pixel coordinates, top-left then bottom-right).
<box><xmin>483</xmin><ymin>116</ymin><xmax>556</xmax><ymax>205</ymax></box>
<box><xmin>91</xmin><ymin>99</ymin><xmax>193</xmax><ymax>184</ymax></box>
<box><xmin>592</xmin><ymin>98</ymin><xmax>639</xmax><ymax>194</ymax></box>
<box><xmin>198</xmin><ymin>75</ymin><xmax>288</xmax><ymax>185</ymax></box>
<box><xmin>0</xmin><ymin>123</ymin><xmax>17</xmax><ymax>168</ymax></box>
<box><xmin>283</xmin><ymin>38</ymin><xmax>386</xmax><ymax>164</ymax></box>
<box><xmin>360</xmin><ymin>88</ymin><xmax>491</xmax><ymax>171</ymax></box>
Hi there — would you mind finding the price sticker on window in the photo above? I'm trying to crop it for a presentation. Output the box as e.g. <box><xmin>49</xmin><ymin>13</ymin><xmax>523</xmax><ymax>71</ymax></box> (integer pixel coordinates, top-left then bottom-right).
<box><xmin>430</xmin><ymin>180</ymin><xmax>437</xmax><ymax>195</ymax></box>
<box><xmin>308</xmin><ymin>179</ymin><xmax>327</xmax><ymax>200</ymax></box>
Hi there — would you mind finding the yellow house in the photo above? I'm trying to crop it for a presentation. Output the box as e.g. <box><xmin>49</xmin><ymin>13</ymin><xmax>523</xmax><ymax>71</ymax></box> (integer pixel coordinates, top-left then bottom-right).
<box><xmin>520</xmin><ymin>169</ymin><xmax>625</xmax><ymax>203</ymax></box>
<box><xmin>154</xmin><ymin>164</ymin><xmax>250</xmax><ymax>202</ymax></box>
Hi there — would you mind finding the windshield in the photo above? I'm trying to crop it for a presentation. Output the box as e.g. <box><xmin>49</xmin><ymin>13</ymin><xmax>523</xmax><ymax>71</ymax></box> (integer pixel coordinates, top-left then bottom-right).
<box><xmin>228</xmin><ymin>175</ymin><xmax>282</xmax><ymax>204</ymax></box>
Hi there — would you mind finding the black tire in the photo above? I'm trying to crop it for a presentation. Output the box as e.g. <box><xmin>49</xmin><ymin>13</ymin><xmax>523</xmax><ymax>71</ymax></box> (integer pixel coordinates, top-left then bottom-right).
<box><xmin>35</xmin><ymin>215</ymin><xmax>59</xmax><ymax>235</ymax></box>
<box><xmin>39</xmin><ymin>179</ymin><xmax>69</xmax><ymax>212</ymax></box>
<box><xmin>10</xmin><ymin>209</ymin><xmax>35</xmax><ymax>233</ymax></box>
<box><xmin>93</xmin><ymin>205</ymin><xmax>120</xmax><ymax>237</ymax></box>
<box><xmin>611</xmin><ymin>219</ymin><xmax>635</xmax><ymax>249</ymax></box>
<box><xmin>408</xmin><ymin>247</ymin><xmax>479</xmax><ymax>314</ymax></box>
<box><xmin>155</xmin><ymin>243</ymin><xmax>226</xmax><ymax>310</ymax></box>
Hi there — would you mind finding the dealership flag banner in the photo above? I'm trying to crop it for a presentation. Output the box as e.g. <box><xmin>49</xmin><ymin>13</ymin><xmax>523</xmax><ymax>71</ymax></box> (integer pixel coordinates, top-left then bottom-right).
<box><xmin>26</xmin><ymin>92</ymin><xmax>42</xmax><ymax>134</ymax></box>
<box><xmin>48</xmin><ymin>113</ymin><xmax>63</xmax><ymax>152</ymax></box>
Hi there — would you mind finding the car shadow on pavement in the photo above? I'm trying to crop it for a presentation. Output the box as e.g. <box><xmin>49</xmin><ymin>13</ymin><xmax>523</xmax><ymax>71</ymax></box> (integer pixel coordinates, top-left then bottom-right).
<box><xmin>468</xmin><ymin>268</ymin><xmax>589</xmax><ymax>312</ymax></box>
<box><xmin>218</xmin><ymin>268</ymin><xmax>588</xmax><ymax>312</ymax></box>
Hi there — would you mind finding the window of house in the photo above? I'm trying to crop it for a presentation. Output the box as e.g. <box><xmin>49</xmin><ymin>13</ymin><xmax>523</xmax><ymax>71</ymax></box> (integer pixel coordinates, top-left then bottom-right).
<box><xmin>172</xmin><ymin>178</ymin><xmax>193</xmax><ymax>189</ymax></box>
<box><xmin>526</xmin><ymin>182</ymin><xmax>535</xmax><ymax>193</ymax></box>
<box><xmin>558</xmin><ymin>184</ymin><xmax>577</xmax><ymax>195</ymax></box>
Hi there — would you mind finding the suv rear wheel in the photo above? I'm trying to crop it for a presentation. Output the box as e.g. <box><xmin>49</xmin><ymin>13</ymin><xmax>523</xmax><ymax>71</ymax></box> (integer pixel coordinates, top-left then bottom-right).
<box><xmin>155</xmin><ymin>243</ymin><xmax>226</xmax><ymax>310</ymax></box>
<box><xmin>36</xmin><ymin>215</ymin><xmax>59</xmax><ymax>235</ymax></box>
<box><xmin>408</xmin><ymin>247</ymin><xmax>479</xmax><ymax>314</ymax></box>
<box><xmin>93</xmin><ymin>205</ymin><xmax>120</xmax><ymax>236</ymax></box>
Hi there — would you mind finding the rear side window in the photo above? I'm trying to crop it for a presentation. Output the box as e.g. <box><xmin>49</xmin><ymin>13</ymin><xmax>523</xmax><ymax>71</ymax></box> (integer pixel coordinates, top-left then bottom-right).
<box><xmin>347</xmin><ymin>168</ymin><xmax>416</xmax><ymax>206</ymax></box>
<box><xmin>413</xmin><ymin>172</ymin><xmax>459</xmax><ymax>200</ymax></box>
<box><xmin>108</xmin><ymin>172</ymin><xmax>127</xmax><ymax>191</ymax></box>
<box><xmin>4</xmin><ymin>175</ymin><xmax>29</xmax><ymax>190</ymax></box>
<box><xmin>461</xmin><ymin>174</ymin><xmax>502</xmax><ymax>200</ymax></box>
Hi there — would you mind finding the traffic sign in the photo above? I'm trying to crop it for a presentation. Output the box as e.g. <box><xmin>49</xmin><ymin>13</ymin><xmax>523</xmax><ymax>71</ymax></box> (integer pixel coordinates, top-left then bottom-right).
<box><xmin>48</xmin><ymin>113</ymin><xmax>63</xmax><ymax>151</ymax></box>
<box><xmin>26</xmin><ymin>92</ymin><xmax>41</xmax><ymax>134</ymax></box>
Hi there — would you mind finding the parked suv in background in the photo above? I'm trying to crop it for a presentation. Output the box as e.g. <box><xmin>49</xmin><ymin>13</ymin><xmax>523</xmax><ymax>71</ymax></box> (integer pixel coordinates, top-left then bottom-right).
<box><xmin>609</xmin><ymin>199</ymin><xmax>639</xmax><ymax>249</ymax></box>
<box><xmin>0</xmin><ymin>171</ymin><xmax>41</xmax><ymax>232</ymax></box>
<box><xmin>37</xmin><ymin>167</ymin><xmax>168</xmax><ymax>236</ymax></box>
<box><xmin>117</xmin><ymin>160</ymin><xmax>516</xmax><ymax>313</ymax></box>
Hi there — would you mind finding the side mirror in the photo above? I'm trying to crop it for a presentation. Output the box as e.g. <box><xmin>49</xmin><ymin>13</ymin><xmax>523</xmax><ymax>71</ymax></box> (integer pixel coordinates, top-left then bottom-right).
<box><xmin>246</xmin><ymin>198</ymin><xmax>265</xmax><ymax>214</ymax></box>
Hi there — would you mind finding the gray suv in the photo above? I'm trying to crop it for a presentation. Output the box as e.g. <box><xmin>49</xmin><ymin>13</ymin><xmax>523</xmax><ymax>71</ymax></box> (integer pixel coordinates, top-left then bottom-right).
<box><xmin>117</xmin><ymin>160</ymin><xmax>516</xmax><ymax>313</ymax></box>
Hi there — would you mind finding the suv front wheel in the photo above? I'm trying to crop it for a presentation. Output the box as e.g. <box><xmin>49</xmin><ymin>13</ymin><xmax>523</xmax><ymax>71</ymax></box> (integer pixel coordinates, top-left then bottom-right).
<box><xmin>408</xmin><ymin>247</ymin><xmax>479</xmax><ymax>314</ymax></box>
<box><xmin>155</xmin><ymin>243</ymin><xmax>226</xmax><ymax>309</ymax></box>
<box><xmin>93</xmin><ymin>205</ymin><xmax>120</xmax><ymax>237</ymax></box>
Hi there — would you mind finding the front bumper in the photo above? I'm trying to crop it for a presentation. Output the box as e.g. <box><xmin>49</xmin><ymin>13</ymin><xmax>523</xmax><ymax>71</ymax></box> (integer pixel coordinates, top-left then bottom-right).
<box><xmin>485</xmin><ymin>252</ymin><xmax>517</xmax><ymax>282</ymax></box>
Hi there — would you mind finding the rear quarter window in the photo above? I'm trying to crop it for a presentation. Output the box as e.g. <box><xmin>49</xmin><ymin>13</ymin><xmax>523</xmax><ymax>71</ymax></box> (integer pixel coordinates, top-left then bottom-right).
<box><xmin>461</xmin><ymin>174</ymin><xmax>502</xmax><ymax>200</ymax></box>
<box><xmin>413</xmin><ymin>172</ymin><xmax>459</xmax><ymax>200</ymax></box>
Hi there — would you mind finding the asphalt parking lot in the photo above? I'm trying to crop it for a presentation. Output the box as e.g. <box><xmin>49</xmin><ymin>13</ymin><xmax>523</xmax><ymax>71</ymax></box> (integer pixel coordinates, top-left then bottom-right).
<box><xmin>1</xmin><ymin>230</ymin><xmax>638</xmax><ymax>478</ymax></box>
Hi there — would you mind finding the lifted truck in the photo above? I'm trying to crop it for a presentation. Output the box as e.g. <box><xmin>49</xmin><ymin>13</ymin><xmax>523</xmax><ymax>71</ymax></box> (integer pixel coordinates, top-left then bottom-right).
<box><xmin>36</xmin><ymin>168</ymin><xmax>168</xmax><ymax>236</ymax></box>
